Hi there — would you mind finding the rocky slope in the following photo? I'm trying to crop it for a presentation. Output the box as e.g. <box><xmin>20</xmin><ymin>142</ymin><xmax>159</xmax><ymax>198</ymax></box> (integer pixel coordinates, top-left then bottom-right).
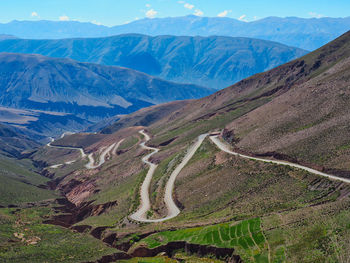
<box><xmin>0</xmin><ymin>34</ymin><xmax>307</xmax><ymax>89</ymax></box>
<box><xmin>0</xmin><ymin>53</ymin><xmax>212</xmax><ymax>122</ymax></box>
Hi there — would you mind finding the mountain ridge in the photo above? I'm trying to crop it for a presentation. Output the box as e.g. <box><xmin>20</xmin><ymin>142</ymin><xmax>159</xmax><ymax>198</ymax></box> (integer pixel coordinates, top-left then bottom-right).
<box><xmin>0</xmin><ymin>34</ymin><xmax>308</xmax><ymax>88</ymax></box>
<box><xmin>0</xmin><ymin>52</ymin><xmax>212</xmax><ymax>131</ymax></box>
<box><xmin>0</xmin><ymin>16</ymin><xmax>349</xmax><ymax>49</ymax></box>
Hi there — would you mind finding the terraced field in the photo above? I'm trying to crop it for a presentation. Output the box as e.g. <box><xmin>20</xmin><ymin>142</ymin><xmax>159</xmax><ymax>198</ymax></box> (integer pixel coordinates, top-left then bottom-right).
<box><xmin>117</xmin><ymin>256</ymin><xmax>177</xmax><ymax>263</ymax></box>
<box><xmin>117</xmin><ymin>254</ymin><xmax>225</xmax><ymax>263</ymax></box>
<box><xmin>139</xmin><ymin>218</ymin><xmax>273</xmax><ymax>262</ymax></box>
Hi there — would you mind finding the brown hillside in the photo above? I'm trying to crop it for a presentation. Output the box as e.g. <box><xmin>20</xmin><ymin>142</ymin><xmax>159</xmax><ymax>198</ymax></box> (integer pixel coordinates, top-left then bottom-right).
<box><xmin>105</xmin><ymin>31</ymin><xmax>350</xmax><ymax>176</ymax></box>
<box><xmin>225</xmin><ymin>31</ymin><xmax>350</xmax><ymax>176</ymax></box>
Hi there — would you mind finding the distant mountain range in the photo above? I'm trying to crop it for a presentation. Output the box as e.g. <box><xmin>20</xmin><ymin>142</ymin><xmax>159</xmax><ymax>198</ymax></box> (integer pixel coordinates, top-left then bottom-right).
<box><xmin>0</xmin><ymin>16</ymin><xmax>349</xmax><ymax>50</ymax></box>
<box><xmin>0</xmin><ymin>53</ymin><xmax>212</xmax><ymax>125</ymax></box>
<box><xmin>0</xmin><ymin>34</ymin><xmax>307</xmax><ymax>88</ymax></box>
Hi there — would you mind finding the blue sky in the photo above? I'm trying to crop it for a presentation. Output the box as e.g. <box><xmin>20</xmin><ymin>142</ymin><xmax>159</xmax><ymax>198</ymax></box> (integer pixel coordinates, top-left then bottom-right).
<box><xmin>0</xmin><ymin>0</ymin><xmax>349</xmax><ymax>26</ymax></box>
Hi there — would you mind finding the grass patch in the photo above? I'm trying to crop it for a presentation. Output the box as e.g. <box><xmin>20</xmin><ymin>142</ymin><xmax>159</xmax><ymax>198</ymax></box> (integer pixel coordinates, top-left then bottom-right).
<box><xmin>0</xmin><ymin>207</ymin><xmax>118</xmax><ymax>262</ymax></box>
<box><xmin>119</xmin><ymin>136</ymin><xmax>139</xmax><ymax>150</ymax></box>
<box><xmin>117</xmin><ymin>255</ymin><xmax>177</xmax><ymax>263</ymax></box>
<box><xmin>139</xmin><ymin>218</ymin><xmax>269</xmax><ymax>262</ymax></box>
<box><xmin>0</xmin><ymin>156</ymin><xmax>57</xmax><ymax>206</ymax></box>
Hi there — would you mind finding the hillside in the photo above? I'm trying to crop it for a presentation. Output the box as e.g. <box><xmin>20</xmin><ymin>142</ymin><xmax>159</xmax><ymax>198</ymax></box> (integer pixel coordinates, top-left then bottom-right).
<box><xmin>104</xmin><ymin>31</ymin><xmax>350</xmax><ymax>176</ymax></box>
<box><xmin>19</xmin><ymin>31</ymin><xmax>350</xmax><ymax>263</ymax></box>
<box><xmin>0</xmin><ymin>35</ymin><xmax>307</xmax><ymax>89</ymax></box>
<box><xmin>0</xmin><ymin>106</ymin><xmax>91</xmax><ymax>138</ymax></box>
<box><xmin>224</xmin><ymin>32</ymin><xmax>350</xmax><ymax>177</ymax></box>
<box><xmin>0</xmin><ymin>53</ymin><xmax>212</xmax><ymax>123</ymax></box>
<box><xmin>0</xmin><ymin>123</ymin><xmax>41</xmax><ymax>158</ymax></box>
<box><xmin>0</xmin><ymin>16</ymin><xmax>350</xmax><ymax>50</ymax></box>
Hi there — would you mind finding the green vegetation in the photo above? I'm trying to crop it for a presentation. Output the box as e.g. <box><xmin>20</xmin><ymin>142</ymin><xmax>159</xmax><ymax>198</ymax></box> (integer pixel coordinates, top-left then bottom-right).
<box><xmin>0</xmin><ymin>207</ymin><xmax>118</xmax><ymax>263</ymax></box>
<box><xmin>119</xmin><ymin>135</ymin><xmax>139</xmax><ymax>150</ymax></box>
<box><xmin>263</xmin><ymin>200</ymin><xmax>350</xmax><ymax>263</ymax></box>
<box><xmin>116</xmin><ymin>254</ymin><xmax>225</xmax><ymax>263</ymax></box>
<box><xmin>139</xmin><ymin>218</ymin><xmax>269</xmax><ymax>262</ymax></box>
<box><xmin>117</xmin><ymin>256</ymin><xmax>177</xmax><ymax>263</ymax></box>
<box><xmin>172</xmin><ymin>253</ymin><xmax>225</xmax><ymax>263</ymax></box>
<box><xmin>0</xmin><ymin>156</ymin><xmax>57</xmax><ymax>206</ymax></box>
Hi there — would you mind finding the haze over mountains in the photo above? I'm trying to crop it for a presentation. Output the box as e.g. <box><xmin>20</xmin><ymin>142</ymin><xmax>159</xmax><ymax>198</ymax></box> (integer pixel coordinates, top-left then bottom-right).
<box><xmin>0</xmin><ymin>16</ymin><xmax>349</xmax><ymax>50</ymax></box>
<box><xmin>0</xmin><ymin>53</ymin><xmax>212</xmax><ymax>126</ymax></box>
<box><xmin>0</xmin><ymin>34</ymin><xmax>307</xmax><ymax>89</ymax></box>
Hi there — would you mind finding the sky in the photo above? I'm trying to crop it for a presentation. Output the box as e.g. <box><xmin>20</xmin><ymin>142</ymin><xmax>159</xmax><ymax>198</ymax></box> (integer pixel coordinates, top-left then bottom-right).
<box><xmin>0</xmin><ymin>0</ymin><xmax>349</xmax><ymax>26</ymax></box>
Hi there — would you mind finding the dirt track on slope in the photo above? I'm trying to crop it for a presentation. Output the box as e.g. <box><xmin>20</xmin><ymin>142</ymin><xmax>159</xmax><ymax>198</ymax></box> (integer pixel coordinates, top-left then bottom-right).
<box><xmin>130</xmin><ymin>130</ymin><xmax>207</xmax><ymax>222</ymax></box>
<box><xmin>210</xmin><ymin>135</ymin><xmax>350</xmax><ymax>184</ymax></box>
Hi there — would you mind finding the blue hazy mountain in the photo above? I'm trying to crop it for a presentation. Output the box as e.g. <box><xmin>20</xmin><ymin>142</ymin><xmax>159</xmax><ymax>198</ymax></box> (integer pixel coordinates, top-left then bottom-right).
<box><xmin>0</xmin><ymin>53</ymin><xmax>212</xmax><ymax>122</ymax></box>
<box><xmin>0</xmin><ymin>34</ymin><xmax>307</xmax><ymax>89</ymax></box>
<box><xmin>0</xmin><ymin>16</ymin><xmax>349</xmax><ymax>50</ymax></box>
<box><xmin>109</xmin><ymin>16</ymin><xmax>350</xmax><ymax>50</ymax></box>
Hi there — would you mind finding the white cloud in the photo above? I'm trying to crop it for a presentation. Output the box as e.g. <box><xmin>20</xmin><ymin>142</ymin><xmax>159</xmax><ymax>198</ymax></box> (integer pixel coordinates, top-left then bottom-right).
<box><xmin>59</xmin><ymin>15</ymin><xmax>70</xmax><ymax>21</ymax></box>
<box><xmin>184</xmin><ymin>3</ymin><xmax>194</xmax><ymax>10</ymax></box>
<box><xmin>217</xmin><ymin>10</ymin><xmax>231</xmax><ymax>17</ymax></box>
<box><xmin>31</xmin><ymin>11</ymin><xmax>39</xmax><ymax>17</ymax></box>
<box><xmin>238</xmin><ymin>14</ymin><xmax>248</xmax><ymax>22</ymax></box>
<box><xmin>194</xmin><ymin>9</ymin><xmax>203</xmax><ymax>16</ymax></box>
<box><xmin>146</xmin><ymin>9</ymin><xmax>157</xmax><ymax>18</ymax></box>
<box><xmin>309</xmin><ymin>12</ymin><xmax>324</xmax><ymax>18</ymax></box>
<box><xmin>177</xmin><ymin>1</ymin><xmax>203</xmax><ymax>16</ymax></box>
<box><xmin>145</xmin><ymin>3</ymin><xmax>151</xmax><ymax>8</ymax></box>
<box><xmin>91</xmin><ymin>20</ymin><xmax>102</xmax><ymax>25</ymax></box>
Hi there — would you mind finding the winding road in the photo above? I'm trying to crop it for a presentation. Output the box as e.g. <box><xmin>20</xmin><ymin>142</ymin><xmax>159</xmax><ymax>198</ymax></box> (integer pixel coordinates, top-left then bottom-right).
<box><xmin>48</xmin><ymin>129</ymin><xmax>350</xmax><ymax>224</ymax></box>
<box><xmin>131</xmin><ymin>131</ymin><xmax>350</xmax><ymax>223</ymax></box>
<box><xmin>85</xmin><ymin>143</ymin><xmax>116</xmax><ymax>169</ymax></box>
<box><xmin>47</xmin><ymin>134</ymin><xmax>122</xmax><ymax>170</ymax></box>
<box><xmin>210</xmin><ymin>135</ymin><xmax>350</xmax><ymax>184</ymax></box>
<box><xmin>130</xmin><ymin>130</ymin><xmax>208</xmax><ymax>222</ymax></box>
<box><xmin>47</xmin><ymin>137</ymin><xmax>87</xmax><ymax>168</ymax></box>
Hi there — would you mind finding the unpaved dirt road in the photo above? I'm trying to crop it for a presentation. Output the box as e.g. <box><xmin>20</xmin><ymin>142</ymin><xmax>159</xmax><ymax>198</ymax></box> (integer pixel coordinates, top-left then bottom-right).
<box><xmin>130</xmin><ymin>130</ymin><xmax>207</xmax><ymax>222</ymax></box>
<box><xmin>47</xmin><ymin>134</ymin><xmax>122</xmax><ymax>170</ymax></box>
<box><xmin>210</xmin><ymin>135</ymin><xmax>350</xmax><ymax>184</ymax></box>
